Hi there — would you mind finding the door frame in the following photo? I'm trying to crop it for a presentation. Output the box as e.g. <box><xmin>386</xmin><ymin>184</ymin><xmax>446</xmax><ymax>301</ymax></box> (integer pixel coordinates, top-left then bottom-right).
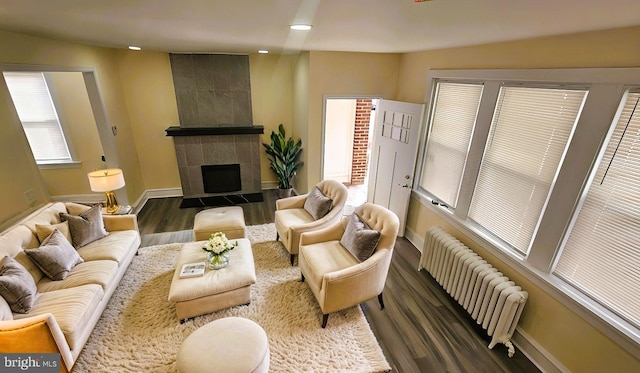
<box><xmin>320</xmin><ymin>94</ymin><xmax>382</xmax><ymax>183</ymax></box>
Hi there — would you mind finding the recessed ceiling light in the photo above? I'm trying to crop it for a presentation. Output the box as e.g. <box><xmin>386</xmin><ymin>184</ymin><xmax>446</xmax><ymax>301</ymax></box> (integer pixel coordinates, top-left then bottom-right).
<box><xmin>290</xmin><ymin>24</ymin><xmax>312</xmax><ymax>31</ymax></box>
<box><xmin>128</xmin><ymin>46</ymin><xmax>141</xmax><ymax>51</ymax></box>
<box><xmin>258</xmin><ymin>50</ymin><xmax>269</xmax><ymax>54</ymax></box>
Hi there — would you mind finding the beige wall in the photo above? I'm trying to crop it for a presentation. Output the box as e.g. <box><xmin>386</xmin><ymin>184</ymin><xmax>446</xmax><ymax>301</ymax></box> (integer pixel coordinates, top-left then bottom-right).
<box><xmin>0</xmin><ymin>30</ymin><xmax>143</xmax><ymax>224</ymax></box>
<box><xmin>249</xmin><ymin>53</ymin><xmax>296</xmax><ymax>188</ymax></box>
<box><xmin>292</xmin><ymin>52</ymin><xmax>310</xmax><ymax>192</ymax></box>
<box><xmin>115</xmin><ymin>50</ymin><xmax>180</xmax><ymax>192</ymax></box>
<box><xmin>401</xmin><ymin>26</ymin><xmax>640</xmax><ymax>372</ymax></box>
<box><xmin>39</xmin><ymin>72</ymin><xmax>104</xmax><ymax>196</ymax></box>
<box><xmin>304</xmin><ymin>51</ymin><xmax>401</xmax><ymax>192</ymax></box>
<box><xmin>396</xmin><ymin>26</ymin><xmax>640</xmax><ymax>103</ymax></box>
<box><xmin>0</xmin><ymin>69</ymin><xmax>46</xmax><ymax>226</ymax></box>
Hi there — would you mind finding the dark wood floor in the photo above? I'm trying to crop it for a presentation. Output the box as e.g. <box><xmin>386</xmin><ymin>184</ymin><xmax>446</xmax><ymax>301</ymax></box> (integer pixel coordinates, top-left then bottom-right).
<box><xmin>136</xmin><ymin>193</ymin><xmax>540</xmax><ymax>373</ymax></box>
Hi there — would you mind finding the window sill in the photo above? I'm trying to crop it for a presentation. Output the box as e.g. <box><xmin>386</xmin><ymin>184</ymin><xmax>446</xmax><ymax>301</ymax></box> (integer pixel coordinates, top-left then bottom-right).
<box><xmin>410</xmin><ymin>189</ymin><xmax>640</xmax><ymax>360</ymax></box>
<box><xmin>37</xmin><ymin>161</ymin><xmax>82</xmax><ymax>170</ymax></box>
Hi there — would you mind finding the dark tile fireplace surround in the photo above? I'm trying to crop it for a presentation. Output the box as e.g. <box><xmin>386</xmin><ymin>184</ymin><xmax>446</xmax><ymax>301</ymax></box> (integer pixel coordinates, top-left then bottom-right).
<box><xmin>165</xmin><ymin>53</ymin><xmax>264</xmax><ymax>208</ymax></box>
<box><xmin>166</xmin><ymin>126</ymin><xmax>264</xmax><ymax>207</ymax></box>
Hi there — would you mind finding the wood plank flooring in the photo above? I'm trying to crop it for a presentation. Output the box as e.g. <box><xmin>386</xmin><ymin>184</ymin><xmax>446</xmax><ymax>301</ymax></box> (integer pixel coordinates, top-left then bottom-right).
<box><xmin>136</xmin><ymin>193</ymin><xmax>540</xmax><ymax>373</ymax></box>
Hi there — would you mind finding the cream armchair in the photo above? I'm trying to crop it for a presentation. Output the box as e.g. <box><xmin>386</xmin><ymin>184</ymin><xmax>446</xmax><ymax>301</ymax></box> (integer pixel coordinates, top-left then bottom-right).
<box><xmin>298</xmin><ymin>202</ymin><xmax>399</xmax><ymax>328</ymax></box>
<box><xmin>275</xmin><ymin>179</ymin><xmax>348</xmax><ymax>265</ymax></box>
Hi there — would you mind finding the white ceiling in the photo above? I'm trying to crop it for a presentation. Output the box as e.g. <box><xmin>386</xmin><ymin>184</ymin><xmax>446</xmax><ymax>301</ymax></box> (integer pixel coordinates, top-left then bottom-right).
<box><xmin>1</xmin><ymin>0</ymin><xmax>639</xmax><ymax>54</ymax></box>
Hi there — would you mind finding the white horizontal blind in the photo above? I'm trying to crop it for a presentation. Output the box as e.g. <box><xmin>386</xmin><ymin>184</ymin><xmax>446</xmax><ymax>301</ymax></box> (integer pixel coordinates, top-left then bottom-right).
<box><xmin>420</xmin><ymin>82</ymin><xmax>483</xmax><ymax>206</ymax></box>
<box><xmin>469</xmin><ymin>86</ymin><xmax>587</xmax><ymax>254</ymax></box>
<box><xmin>3</xmin><ymin>72</ymin><xmax>71</xmax><ymax>162</ymax></box>
<box><xmin>555</xmin><ymin>91</ymin><xmax>640</xmax><ymax>327</ymax></box>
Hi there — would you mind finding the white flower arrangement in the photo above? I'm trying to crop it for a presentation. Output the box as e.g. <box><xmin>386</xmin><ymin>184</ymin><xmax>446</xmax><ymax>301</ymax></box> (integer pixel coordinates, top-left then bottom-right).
<box><xmin>202</xmin><ymin>232</ymin><xmax>237</xmax><ymax>255</ymax></box>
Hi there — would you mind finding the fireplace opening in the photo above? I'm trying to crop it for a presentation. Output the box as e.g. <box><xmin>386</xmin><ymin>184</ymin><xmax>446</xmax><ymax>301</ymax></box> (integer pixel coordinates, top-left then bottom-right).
<box><xmin>202</xmin><ymin>164</ymin><xmax>241</xmax><ymax>193</ymax></box>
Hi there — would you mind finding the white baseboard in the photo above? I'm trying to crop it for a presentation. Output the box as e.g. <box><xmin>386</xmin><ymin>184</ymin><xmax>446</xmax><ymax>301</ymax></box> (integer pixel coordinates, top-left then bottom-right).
<box><xmin>132</xmin><ymin>188</ymin><xmax>183</xmax><ymax>214</ymax></box>
<box><xmin>404</xmin><ymin>225</ymin><xmax>424</xmax><ymax>254</ymax></box>
<box><xmin>261</xmin><ymin>181</ymin><xmax>278</xmax><ymax>190</ymax></box>
<box><xmin>51</xmin><ymin>188</ymin><xmax>184</xmax><ymax>215</ymax></box>
<box><xmin>513</xmin><ymin>328</ymin><xmax>568</xmax><ymax>373</ymax></box>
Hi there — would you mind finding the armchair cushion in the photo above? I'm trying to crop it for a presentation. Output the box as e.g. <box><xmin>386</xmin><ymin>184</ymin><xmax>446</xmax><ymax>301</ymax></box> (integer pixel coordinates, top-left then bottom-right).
<box><xmin>276</xmin><ymin>179</ymin><xmax>349</xmax><ymax>259</ymax></box>
<box><xmin>24</xmin><ymin>229</ymin><xmax>84</xmax><ymax>281</ymax></box>
<box><xmin>0</xmin><ymin>256</ymin><xmax>37</xmax><ymax>314</ymax></box>
<box><xmin>303</xmin><ymin>187</ymin><xmax>333</xmax><ymax>220</ymax></box>
<box><xmin>60</xmin><ymin>205</ymin><xmax>108</xmax><ymax>248</ymax></box>
<box><xmin>300</xmin><ymin>240</ymin><xmax>358</xmax><ymax>292</ymax></box>
<box><xmin>340</xmin><ymin>213</ymin><xmax>381</xmax><ymax>262</ymax></box>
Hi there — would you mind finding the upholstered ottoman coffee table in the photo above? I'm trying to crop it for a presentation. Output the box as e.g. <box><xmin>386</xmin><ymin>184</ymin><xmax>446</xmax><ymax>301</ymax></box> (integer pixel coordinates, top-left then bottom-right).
<box><xmin>193</xmin><ymin>206</ymin><xmax>246</xmax><ymax>241</ymax></box>
<box><xmin>168</xmin><ymin>238</ymin><xmax>256</xmax><ymax>322</ymax></box>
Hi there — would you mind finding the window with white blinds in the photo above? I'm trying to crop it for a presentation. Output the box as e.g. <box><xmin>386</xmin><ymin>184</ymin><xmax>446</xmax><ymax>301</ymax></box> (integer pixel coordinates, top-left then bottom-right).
<box><xmin>3</xmin><ymin>71</ymin><xmax>72</xmax><ymax>163</ymax></box>
<box><xmin>554</xmin><ymin>90</ymin><xmax>640</xmax><ymax>328</ymax></box>
<box><xmin>420</xmin><ymin>82</ymin><xmax>483</xmax><ymax>207</ymax></box>
<box><xmin>468</xmin><ymin>86</ymin><xmax>587</xmax><ymax>254</ymax></box>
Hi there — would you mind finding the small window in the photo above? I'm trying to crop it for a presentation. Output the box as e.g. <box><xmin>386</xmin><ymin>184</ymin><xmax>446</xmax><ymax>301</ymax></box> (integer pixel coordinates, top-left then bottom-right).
<box><xmin>419</xmin><ymin>82</ymin><xmax>483</xmax><ymax>207</ymax></box>
<box><xmin>554</xmin><ymin>89</ymin><xmax>640</xmax><ymax>328</ymax></box>
<box><xmin>3</xmin><ymin>71</ymin><xmax>73</xmax><ymax>164</ymax></box>
<box><xmin>468</xmin><ymin>85</ymin><xmax>587</xmax><ymax>254</ymax></box>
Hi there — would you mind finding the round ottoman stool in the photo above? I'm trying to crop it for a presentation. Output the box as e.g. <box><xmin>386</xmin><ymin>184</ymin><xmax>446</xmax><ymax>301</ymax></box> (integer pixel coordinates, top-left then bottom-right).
<box><xmin>177</xmin><ymin>317</ymin><xmax>269</xmax><ymax>373</ymax></box>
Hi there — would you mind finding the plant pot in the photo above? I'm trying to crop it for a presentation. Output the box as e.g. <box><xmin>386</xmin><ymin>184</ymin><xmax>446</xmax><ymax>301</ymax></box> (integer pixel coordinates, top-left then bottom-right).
<box><xmin>278</xmin><ymin>188</ymin><xmax>293</xmax><ymax>199</ymax></box>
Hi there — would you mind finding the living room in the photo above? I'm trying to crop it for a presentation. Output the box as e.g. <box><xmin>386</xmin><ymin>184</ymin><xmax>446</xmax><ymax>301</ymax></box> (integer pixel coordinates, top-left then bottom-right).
<box><xmin>0</xmin><ymin>2</ymin><xmax>639</xmax><ymax>372</ymax></box>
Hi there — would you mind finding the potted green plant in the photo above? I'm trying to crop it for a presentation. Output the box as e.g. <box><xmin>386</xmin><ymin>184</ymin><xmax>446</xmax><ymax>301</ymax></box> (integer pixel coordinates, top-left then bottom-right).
<box><xmin>262</xmin><ymin>124</ymin><xmax>304</xmax><ymax>198</ymax></box>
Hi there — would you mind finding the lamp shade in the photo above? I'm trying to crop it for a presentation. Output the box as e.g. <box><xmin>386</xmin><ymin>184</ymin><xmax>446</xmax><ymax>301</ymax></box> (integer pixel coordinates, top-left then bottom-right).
<box><xmin>88</xmin><ymin>168</ymin><xmax>125</xmax><ymax>192</ymax></box>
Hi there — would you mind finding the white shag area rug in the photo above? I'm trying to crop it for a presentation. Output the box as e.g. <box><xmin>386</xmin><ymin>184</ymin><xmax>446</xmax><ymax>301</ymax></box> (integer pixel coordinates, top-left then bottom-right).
<box><xmin>74</xmin><ymin>223</ymin><xmax>391</xmax><ymax>372</ymax></box>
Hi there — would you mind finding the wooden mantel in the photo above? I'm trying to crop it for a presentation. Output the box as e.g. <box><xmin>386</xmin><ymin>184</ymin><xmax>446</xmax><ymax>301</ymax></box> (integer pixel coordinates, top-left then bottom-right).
<box><xmin>165</xmin><ymin>125</ymin><xmax>264</xmax><ymax>137</ymax></box>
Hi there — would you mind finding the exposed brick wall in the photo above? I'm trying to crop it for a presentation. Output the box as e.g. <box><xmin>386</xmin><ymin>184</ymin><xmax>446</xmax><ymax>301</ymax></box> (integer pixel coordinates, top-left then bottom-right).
<box><xmin>351</xmin><ymin>99</ymin><xmax>373</xmax><ymax>185</ymax></box>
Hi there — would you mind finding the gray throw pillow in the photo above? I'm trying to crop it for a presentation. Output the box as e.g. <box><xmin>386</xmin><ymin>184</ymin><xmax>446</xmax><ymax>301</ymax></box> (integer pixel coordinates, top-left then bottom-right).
<box><xmin>24</xmin><ymin>229</ymin><xmax>84</xmax><ymax>281</ymax></box>
<box><xmin>340</xmin><ymin>212</ymin><xmax>381</xmax><ymax>262</ymax></box>
<box><xmin>60</xmin><ymin>204</ymin><xmax>108</xmax><ymax>248</ymax></box>
<box><xmin>0</xmin><ymin>256</ymin><xmax>37</xmax><ymax>314</ymax></box>
<box><xmin>303</xmin><ymin>187</ymin><xmax>333</xmax><ymax>220</ymax></box>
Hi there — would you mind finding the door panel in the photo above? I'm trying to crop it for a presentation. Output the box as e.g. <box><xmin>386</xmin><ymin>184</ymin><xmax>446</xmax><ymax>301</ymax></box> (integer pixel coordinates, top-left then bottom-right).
<box><xmin>368</xmin><ymin>100</ymin><xmax>424</xmax><ymax>236</ymax></box>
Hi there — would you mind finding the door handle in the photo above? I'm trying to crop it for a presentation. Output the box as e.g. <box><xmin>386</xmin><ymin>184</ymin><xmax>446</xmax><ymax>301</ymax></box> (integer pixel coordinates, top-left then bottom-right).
<box><xmin>403</xmin><ymin>174</ymin><xmax>412</xmax><ymax>188</ymax></box>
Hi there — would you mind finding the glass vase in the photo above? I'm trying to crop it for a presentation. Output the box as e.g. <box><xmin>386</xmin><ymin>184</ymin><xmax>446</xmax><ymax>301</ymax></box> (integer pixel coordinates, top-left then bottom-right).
<box><xmin>206</xmin><ymin>251</ymin><xmax>230</xmax><ymax>270</ymax></box>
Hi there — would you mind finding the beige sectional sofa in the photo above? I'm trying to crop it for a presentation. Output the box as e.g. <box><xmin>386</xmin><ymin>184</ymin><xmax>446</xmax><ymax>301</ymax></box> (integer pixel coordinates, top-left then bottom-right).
<box><xmin>0</xmin><ymin>202</ymin><xmax>140</xmax><ymax>372</ymax></box>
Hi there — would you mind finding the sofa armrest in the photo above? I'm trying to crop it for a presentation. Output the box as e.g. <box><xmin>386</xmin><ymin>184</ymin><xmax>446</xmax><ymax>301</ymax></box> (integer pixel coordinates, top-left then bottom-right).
<box><xmin>102</xmin><ymin>214</ymin><xmax>139</xmax><ymax>232</ymax></box>
<box><xmin>0</xmin><ymin>313</ymin><xmax>72</xmax><ymax>372</ymax></box>
<box><xmin>276</xmin><ymin>194</ymin><xmax>308</xmax><ymax>210</ymax></box>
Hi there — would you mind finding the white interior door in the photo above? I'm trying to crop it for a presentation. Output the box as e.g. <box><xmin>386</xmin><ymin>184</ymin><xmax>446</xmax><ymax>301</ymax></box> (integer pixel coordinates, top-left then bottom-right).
<box><xmin>367</xmin><ymin>99</ymin><xmax>424</xmax><ymax>236</ymax></box>
<box><xmin>323</xmin><ymin>99</ymin><xmax>356</xmax><ymax>183</ymax></box>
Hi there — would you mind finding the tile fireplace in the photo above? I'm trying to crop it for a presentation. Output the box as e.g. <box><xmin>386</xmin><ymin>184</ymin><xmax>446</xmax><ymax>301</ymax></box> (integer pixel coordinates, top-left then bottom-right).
<box><xmin>166</xmin><ymin>126</ymin><xmax>264</xmax><ymax>207</ymax></box>
<box><xmin>166</xmin><ymin>53</ymin><xmax>264</xmax><ymax>207</ymax></box>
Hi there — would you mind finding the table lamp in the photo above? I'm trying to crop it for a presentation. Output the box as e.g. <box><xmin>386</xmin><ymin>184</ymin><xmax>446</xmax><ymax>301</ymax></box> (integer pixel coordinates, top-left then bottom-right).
<box><xmin>88</xmin><ymin>168</ymin><xmax>126</xmax><ymax>214</ymax></box>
